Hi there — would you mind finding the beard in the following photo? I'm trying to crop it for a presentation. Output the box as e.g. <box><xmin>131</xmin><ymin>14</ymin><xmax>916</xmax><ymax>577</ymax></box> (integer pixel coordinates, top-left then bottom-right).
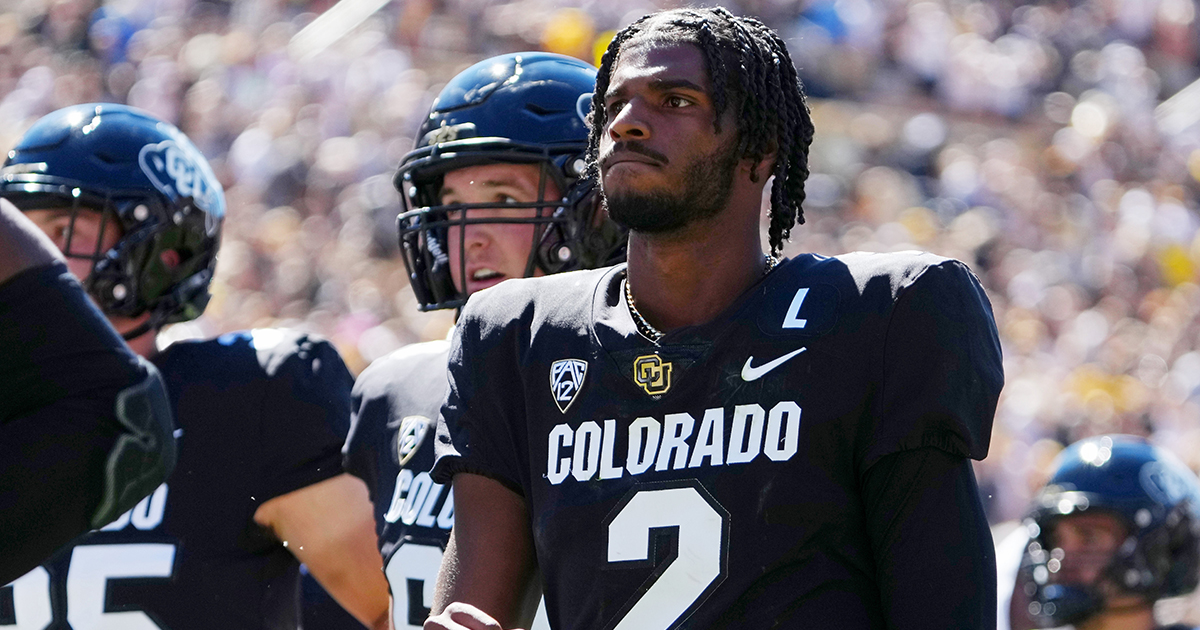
<box><xmin>602</xmin><ymin>139</ymin><xmax>740</xmax><ymax>234</ymax></box>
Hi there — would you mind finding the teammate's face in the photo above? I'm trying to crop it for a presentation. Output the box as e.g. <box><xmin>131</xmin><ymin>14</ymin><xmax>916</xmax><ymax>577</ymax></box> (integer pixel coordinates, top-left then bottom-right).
<box><xmin>1046</xmin><ymin>512</ymin><xmax>1127</xmax><ymax>586</ymax></box>
<box><xmin>598</xmin><ymin>39</ymin><xmax>741</xmax><ymax>233</ymax></box>
<box><xmin>24</xmin><ymin>207</ymin><xmax>121</xmax><ymax>281</ymax></box>
<box><xmin>440</xmin><ymin>163</ymin><xmax>561</xmax><ymax>296</ymax></box>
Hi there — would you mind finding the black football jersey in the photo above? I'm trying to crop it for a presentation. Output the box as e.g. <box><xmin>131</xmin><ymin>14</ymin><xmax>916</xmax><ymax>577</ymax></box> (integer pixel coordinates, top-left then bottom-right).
<box><xmin>432</xmin><ymin>252</ymin><xmax>1003</xmax><ymax>630</ymax></box>
<box><xmin>344</xmin><ymin>339</ymin><xmax>453</xmax><ymax>630</ymax></box>
<box><xmin>345</xmin><ymin>339</ymin><xmax>553</xmax><ymax>630</ymax></box>
<box><xmin>1</xmin><ymin>329</ymin><xmax>353</xmax><ymax>630</ymax></box>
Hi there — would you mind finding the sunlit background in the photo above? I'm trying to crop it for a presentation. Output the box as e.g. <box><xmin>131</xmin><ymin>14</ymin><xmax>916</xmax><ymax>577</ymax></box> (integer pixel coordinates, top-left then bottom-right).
<box><xmin>4</xmin><ymin>0</ymin><xmax>1200</xmax><ymax>543</ymax></box>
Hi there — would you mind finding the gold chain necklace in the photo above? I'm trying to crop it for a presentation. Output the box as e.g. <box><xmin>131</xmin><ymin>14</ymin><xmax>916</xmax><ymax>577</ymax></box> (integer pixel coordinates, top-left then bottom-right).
<box><xmin>624</xmin><ymin>255</ymin><xmax>780</xmax><ymax>343</ymax></box>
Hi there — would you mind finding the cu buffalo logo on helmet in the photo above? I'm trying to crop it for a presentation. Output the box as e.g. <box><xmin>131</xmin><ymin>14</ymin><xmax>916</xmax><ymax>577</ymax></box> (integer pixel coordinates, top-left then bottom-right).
<box><xmin>138</xmin><ymin>138</ymin><xmax>224</xmax><ymax>235</ymax></box>
<box><xmin>396</xmin><ymin>416</ymin><xmax>432</xmax><ymax>467</ymax></box>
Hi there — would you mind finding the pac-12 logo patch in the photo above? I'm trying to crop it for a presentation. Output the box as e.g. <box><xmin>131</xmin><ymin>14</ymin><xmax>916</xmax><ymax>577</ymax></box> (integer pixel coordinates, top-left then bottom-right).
<box><xmin>550</xmin><ymin>359</ymin><xmax>587</xmax><ymax>413</ymax></box>
<box><xmin>396</xmin><ymin>416</ymin><xmax>431</xmax><ymax>467</ymax></box>
<box><xmin>633</xmin><ymin>354</ymin><xmax>672</xmax><ymax>396</ymax></box>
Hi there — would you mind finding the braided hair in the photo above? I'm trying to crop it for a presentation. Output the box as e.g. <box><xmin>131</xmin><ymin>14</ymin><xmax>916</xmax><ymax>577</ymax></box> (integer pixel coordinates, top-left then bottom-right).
<box><xmin>586</xmin><ymin>7</ymin><xmax>814</xmax><ymax>257</ymax></box>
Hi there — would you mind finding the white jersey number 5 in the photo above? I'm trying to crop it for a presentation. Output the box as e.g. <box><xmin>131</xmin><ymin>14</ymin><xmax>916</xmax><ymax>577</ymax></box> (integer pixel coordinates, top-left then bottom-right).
<box><xmin>2</xmin><ymin>543</ymin><xmax>175</xmax><ymax>630</ymax></box>
<box><xmin>605</xmin><ymin>482</ymin><xmax>729</xmax><ymax>630</ymax></box>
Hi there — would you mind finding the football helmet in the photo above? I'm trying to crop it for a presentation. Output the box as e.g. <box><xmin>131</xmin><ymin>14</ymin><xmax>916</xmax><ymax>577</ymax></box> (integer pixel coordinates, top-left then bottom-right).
<box><xmin>394</xmin><ymin>52</ymin><xmax>625</xmax><ymax>311</ymax></box>
<box><xmin>0</xmin><ymin>103</ymin><xmax>224</xmax><ymax>336</ymax></box>
<box><xmin>1018</xmin><ymin>435</ymin><xmax>1200</xmax><ymax>627</ymax></box>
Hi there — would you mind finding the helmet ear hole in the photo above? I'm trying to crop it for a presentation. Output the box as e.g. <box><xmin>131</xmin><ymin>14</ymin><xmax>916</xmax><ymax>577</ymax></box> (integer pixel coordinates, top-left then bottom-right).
<box><xmin>160</xmin><ymin>249</ymin><xmax>181</xmax><ymax>270</ymax></box>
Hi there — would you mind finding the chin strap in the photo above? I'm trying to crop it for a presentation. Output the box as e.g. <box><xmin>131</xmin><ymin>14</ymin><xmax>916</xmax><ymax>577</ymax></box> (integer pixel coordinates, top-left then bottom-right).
<box><xmin>120</xmin><ymin>307</ymin><xmax>168</xmax><ymax>343</ymax></box>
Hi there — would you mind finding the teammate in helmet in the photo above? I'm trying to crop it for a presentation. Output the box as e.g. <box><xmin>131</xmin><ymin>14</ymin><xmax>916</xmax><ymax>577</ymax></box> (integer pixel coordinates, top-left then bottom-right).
<box><xmin>1014</xmin><ymin>435</ymin><xmax>1200</xmax><ymax>630</ymax></box>
<box><xmin>394</xmin><ymin>52</ymin><xmax>624</xmax><ymax>311</ymax></box>
<box><xmin>426</xmin><ymin>8</ymin><xmax>1002</xmax><ymax>630</ymax></box>
<box><xmin>341</xmin><ymin>52</ymin><xmax>624</xmax><ymax>630</ymax></box>
<box><xmin>0</xmin><ymin>103</ymin><xmax>389</xmax><ymax>630</ymax></box>
<box><xmin>0</xmin><ymin>198</ymin><xmax>174</xmax><ymax>584</ymax></box>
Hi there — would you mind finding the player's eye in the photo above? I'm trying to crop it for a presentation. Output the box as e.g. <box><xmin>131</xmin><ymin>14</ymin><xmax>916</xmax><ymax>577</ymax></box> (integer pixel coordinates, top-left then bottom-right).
<box><xmin>49</xmin><ymin>224</ymin><xmax>68</xmax><ymax>244</ymax></box>
<box><xmin>605</xmin><ymin>99</ymin><xmax>627</xmax><ymax>118</ymax></box>
<box><xmin>663</xmin><ymin>95</ymin><xmax>694</xmax><ymax>108</ymax></box>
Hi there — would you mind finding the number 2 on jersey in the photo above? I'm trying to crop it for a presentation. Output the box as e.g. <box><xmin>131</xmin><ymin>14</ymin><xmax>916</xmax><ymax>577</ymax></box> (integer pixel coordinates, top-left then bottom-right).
<box><xmin>604</xmin><ymin>482</ymin><xmax>729</xmax><ymax>630</ymax></box>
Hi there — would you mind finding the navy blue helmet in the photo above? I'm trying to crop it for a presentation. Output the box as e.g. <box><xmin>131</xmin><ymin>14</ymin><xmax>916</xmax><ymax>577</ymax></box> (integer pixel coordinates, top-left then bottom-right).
<box><xmin>1019</xmin><ymin>435</ymin><xmax>1200</xmax><ymax>627</ymax></box>
<box><xmin>0</xmin><ymin>103</ymin><xmax>224</xmax><ymax>334</ymax></box>
<box><xmin>394</xmin><ymin>52</ymin><xmax>625</xmax><ymax>311</ymax></box>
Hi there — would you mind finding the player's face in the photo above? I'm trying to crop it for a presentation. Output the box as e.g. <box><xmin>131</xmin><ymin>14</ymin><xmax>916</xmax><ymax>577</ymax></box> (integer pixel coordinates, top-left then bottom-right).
<box><xmin>1045</xmin><ymin>512</ymin><xmax>1127</xmax><ymax>586</ymax></box>
<box><xmin>24</xmin><ymin>207</ymin><xmax>121</xmax><ymax>281</ymax></box>
<box><xmin>598</xmin><ymin>39</ymin><xmax>741</xmax><ymax>233</ymax></box>
<box><xmin>440</xmin><ymin>163</ymin><xmax>561</xmax><ymax>296</ymax></box>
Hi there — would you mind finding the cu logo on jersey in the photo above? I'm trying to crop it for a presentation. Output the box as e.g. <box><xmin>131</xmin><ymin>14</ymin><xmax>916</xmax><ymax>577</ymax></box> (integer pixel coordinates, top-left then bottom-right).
<box><xmin>633</xmin><ymin>355</ymin><xmax>672</xmax><ymax>396</ymax></box>
<box><xmin>550</xmin><ymin>359</ymin><xmax>587</xmax><ymax>413</ymax></box>
<box><xmin>138</xmin><ymin>139</ymin><xmax>223</xmax><ymax>235</ymax></box>
<box><xmin>396</xmin><ymin>416</ymin><xmax>432</xmax><ymax>467</ymax></box>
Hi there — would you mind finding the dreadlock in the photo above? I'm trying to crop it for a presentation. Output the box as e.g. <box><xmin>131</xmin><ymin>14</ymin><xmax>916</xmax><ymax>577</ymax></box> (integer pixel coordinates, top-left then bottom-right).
<box><xmin>586</xmin><ymin>7</ymin><xmax>814</xmax><ymax>257</ymax></box>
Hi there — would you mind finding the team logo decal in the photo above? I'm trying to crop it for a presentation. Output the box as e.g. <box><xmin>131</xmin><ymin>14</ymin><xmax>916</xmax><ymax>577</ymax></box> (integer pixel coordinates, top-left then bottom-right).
<box><xmin>576</xmin><ymin>92</ymin><xmax>592</xmax><ymax>126</ymax></box>
<box><xmin>633</xmin><ymin>354</ymin><xmax>672</xmax><ymax>396</ymax></box>
<box><xmin>550</xmin><ymin>359</ymin><xmax>587</xmax><ymax>413</ymax></box>
<box><xmin>138</xmin><ymin>139</ymin><xmax>224</xmax><ymax>235</ymax></box>
<box><xmin>423</xmin><ymin>121</ymin><xmax>476</xmax><ymax>146</ymax></box>
<box><xmin>396</xmin><ymin>416</ymin><xmax>432</xmax><ymax>467</ymax></box>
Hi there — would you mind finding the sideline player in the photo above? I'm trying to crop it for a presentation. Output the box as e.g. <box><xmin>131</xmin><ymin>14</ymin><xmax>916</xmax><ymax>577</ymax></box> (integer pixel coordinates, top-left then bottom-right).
<box><xmin>342</xmin><ymin>51</ymin><xmax>625</xmax><ymax>630</ymax></box>
<box><xmin>1011</xmin><ymin>435</ymin><xmax>1200</xmax><ymax>630</ymax></box>
<box><xmin>0</xmin><ymin>103</ymin><xmax>389</xmax><ymax>630</ymax></box>
<box><xmin>425</xmin><ymin>7</ymin><xmax>1004</xmax><ymax>630</ymax></box>
<box><xmin>0</xmin><ymin>198</ymin><xmax>174</xmax><ymax>584</ymax></box>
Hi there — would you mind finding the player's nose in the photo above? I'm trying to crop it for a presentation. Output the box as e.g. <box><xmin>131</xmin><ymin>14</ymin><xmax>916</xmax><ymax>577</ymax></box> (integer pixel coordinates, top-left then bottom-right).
<box><xmin>608</xmin><ymin>100</ymin><xmax>649</xmax><ymax>141</ymax></box>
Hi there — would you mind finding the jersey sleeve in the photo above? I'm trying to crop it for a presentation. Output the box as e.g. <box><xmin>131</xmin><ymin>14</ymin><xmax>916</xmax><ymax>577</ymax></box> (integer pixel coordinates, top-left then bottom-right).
<box><xmin>863</xmin><ymin>446</ymin><xmax>996</xmax><ymax>629</ymax></box>
<box><xmin>344</xmin><ymin>358</ymin><xmax>392</xmax><ymax>501</ymax></box>
<box><xmin>257</xmin><ymin>334</ymin><xmax>354</xmax><ymax>502</ymax></box>
<box><xmin>0</xmin><ymin>262</ymin><xmax>175</xmax><ymax>583</ymax></box>
<box><xmin>430</xmin><ymin>303</ymin><xmax>528</xmax><ymax>496</ymax></box>
<box><xmin>862</xmin><ymin>258</ymin><xmax>1003</xmax><ymax>467</ymax></box>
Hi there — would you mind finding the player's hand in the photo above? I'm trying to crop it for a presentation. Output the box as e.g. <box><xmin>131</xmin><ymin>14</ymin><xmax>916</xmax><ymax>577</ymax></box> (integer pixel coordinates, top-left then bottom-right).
<box><xmin>423</xmin><ymin>602</ymin><xmax>524</xmax><ymax>630</ymax></box>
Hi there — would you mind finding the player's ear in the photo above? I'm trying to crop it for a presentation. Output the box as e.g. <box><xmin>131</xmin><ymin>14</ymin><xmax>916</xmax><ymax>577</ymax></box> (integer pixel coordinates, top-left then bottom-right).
<box><xmin>746</xmin><ymin>150</ymin><xmax>776</xmax><ymax>184</ymax></box>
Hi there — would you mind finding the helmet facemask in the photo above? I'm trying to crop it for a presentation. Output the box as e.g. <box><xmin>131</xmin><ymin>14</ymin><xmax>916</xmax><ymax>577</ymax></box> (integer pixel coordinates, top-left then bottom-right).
<box><xmin>397</xmin><ymin>138</ymin><xmax>620</xmax><ymax>311</ymax></box>
<box><xmin>398</xmin><ymin>154</ymin><xmax>579</xmax><ymax>311</ymax></box>
<box><xmin>393</xmin><ymin>52</ymin><xmax>627</xmax><ymax>312</ymax></box>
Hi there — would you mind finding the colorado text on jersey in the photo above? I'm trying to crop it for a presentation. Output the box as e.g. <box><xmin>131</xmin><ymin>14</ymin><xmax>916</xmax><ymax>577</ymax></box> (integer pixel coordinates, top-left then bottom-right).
<box><xmin>546</xmin><ymin>402</ymin><xmax>802</xmax><ymax>484</ymax></box>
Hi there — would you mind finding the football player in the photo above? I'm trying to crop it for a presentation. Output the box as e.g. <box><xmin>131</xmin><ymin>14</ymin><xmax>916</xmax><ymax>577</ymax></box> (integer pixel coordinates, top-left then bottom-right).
<box><xmin>341</xmin><ymin>52</ymin><xmax>624</xmax><ymax>630</ymax></box>
<box><xmin>0</xmin><ymin>198</ymin><xmax>174</xmax><ymax>584</ymax></box>
<box><xmin>0</xmin><ymin>103</ymin><xmax>389</xmax><ymax>630</ymax></box>
<box><xmin>1012</xmin><ymin>435</ymin><xmax>1200</xmax><ymax>630</ymax></box>
<box><xmin>425</xmin><ymin>7</ymin><xmax>1003</xmax><ymax>630</ymax></box>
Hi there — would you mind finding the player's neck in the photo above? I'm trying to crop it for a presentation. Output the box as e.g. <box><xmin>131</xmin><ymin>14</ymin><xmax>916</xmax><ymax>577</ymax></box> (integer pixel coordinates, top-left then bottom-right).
<box><xmin>110</xmin><ymin>313</ymin><xmax>158</xmax><ymax>358</ymax></box>
<box><xmin>624</xmin><ymin>206</ymin><xmax>766</xmax><ymax>334</ymax></box>
<box><xmin>1077</xmin><ymin>604</ymin><xmax>1156</xmax><ymax>630</ymax></box>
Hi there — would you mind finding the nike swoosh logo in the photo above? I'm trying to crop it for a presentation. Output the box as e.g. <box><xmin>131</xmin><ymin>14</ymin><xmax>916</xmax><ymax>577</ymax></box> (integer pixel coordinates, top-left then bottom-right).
<box><xmin>741</xmin><ymin>348</ymin><xmax>807</xmax><ymax>381</ymax></box>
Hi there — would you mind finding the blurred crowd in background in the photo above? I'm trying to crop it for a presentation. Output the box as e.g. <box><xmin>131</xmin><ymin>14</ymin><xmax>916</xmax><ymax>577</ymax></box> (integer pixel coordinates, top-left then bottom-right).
<box><xmin>4</xmin><ymin>0</ymin><xmax>1200</xmax><ymax>529</ymax></box>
